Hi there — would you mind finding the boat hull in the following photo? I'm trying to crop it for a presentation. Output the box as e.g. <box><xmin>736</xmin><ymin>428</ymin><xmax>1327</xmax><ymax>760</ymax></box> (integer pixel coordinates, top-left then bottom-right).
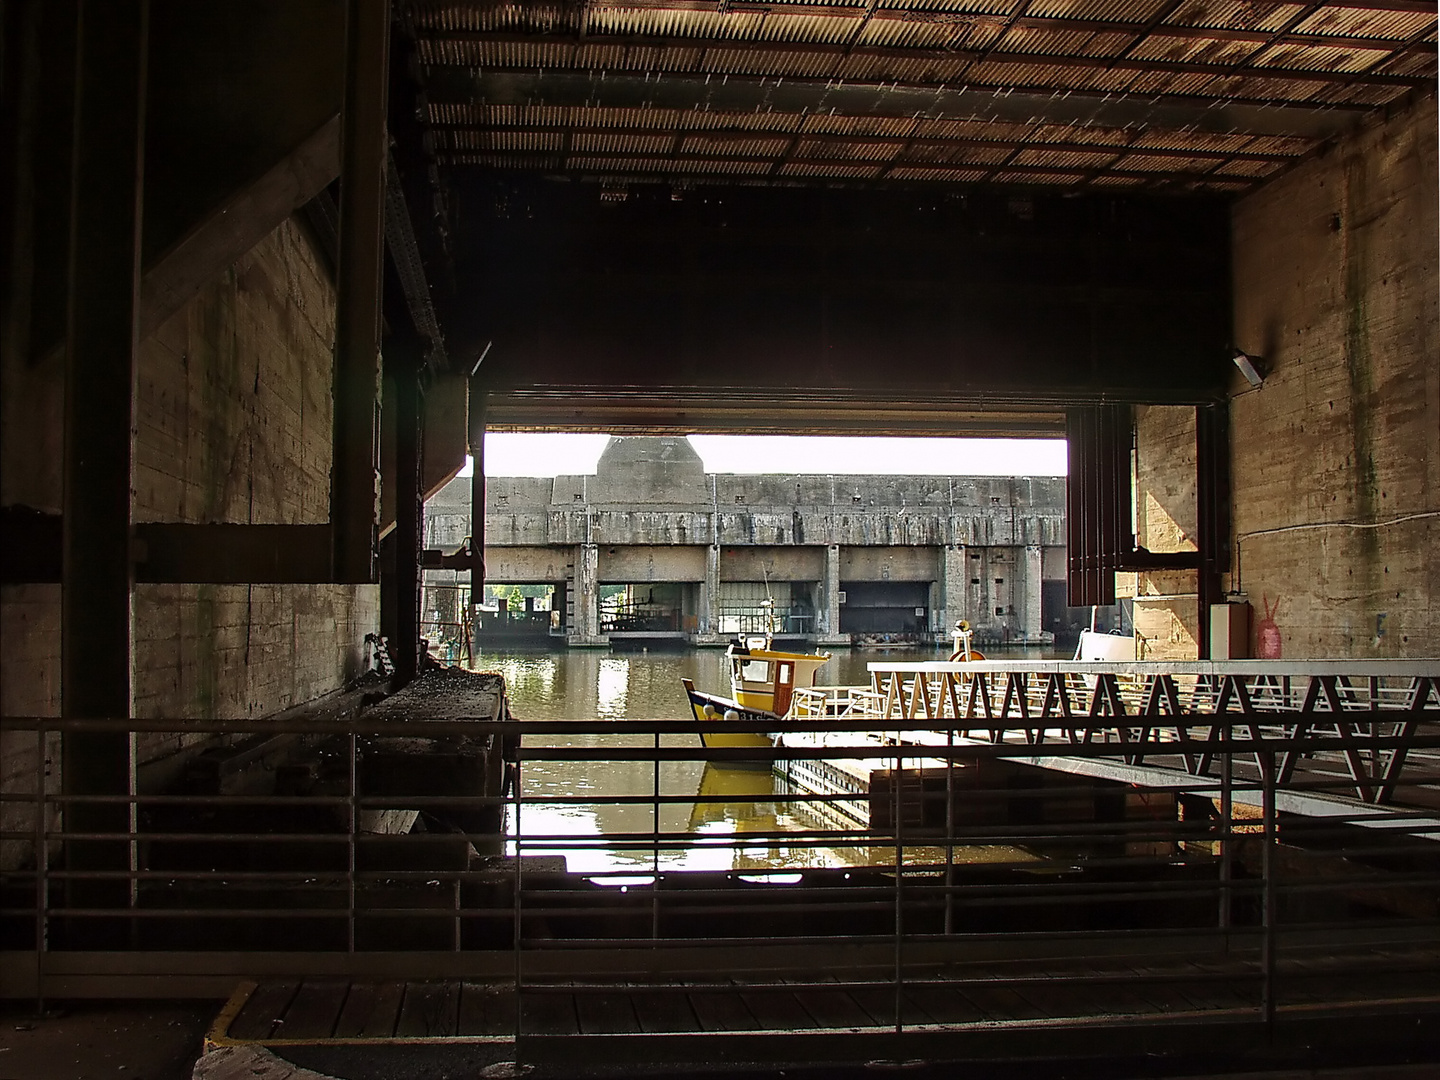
<box><xmin>681</xmin><ymin>679</ymin><xmax>779</xmax><ymax>760</ymax></box>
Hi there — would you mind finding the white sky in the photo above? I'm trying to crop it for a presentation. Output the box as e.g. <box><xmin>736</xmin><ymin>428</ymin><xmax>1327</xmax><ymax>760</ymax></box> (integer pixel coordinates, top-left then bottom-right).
<box><xmin>460</xmin><ymin>434</ymin><xmax>1066</xmax><ymax>478</ymax></box>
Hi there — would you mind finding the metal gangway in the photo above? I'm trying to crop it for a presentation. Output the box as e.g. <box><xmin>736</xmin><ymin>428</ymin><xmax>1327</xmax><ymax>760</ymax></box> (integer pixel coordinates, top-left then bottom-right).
<box><xmin>791</xmin><ymin>660</ymin><xmax>1440</xmax><ymax>820</ymax></box>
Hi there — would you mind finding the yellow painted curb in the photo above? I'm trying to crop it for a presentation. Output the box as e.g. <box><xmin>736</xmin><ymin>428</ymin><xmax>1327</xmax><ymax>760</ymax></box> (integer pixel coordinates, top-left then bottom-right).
<box><xmin>204</xmin><ymin>980</ymin><xmax>256</xmax><ymax>1051</ymax></box>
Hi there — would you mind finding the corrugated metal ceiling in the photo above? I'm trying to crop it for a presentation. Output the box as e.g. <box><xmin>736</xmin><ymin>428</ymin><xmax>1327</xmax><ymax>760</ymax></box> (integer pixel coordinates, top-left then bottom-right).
<box><xmin>404</xmin><ymin>0</ymin><xmax>1436</xmax><ymax>193</ymax></box>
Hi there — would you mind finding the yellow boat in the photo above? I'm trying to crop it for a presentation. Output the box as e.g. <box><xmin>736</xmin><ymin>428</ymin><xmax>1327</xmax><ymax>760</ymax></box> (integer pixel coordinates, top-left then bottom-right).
<box><xmin>682</xmin><ymin>636</ymin><xmax>831</xmax><ymax>753</ymax></box>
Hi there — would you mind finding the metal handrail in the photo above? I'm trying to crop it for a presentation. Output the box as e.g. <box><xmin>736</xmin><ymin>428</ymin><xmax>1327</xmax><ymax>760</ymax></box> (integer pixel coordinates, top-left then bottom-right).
<box><xmin>2</xmin><ymin>705</ymin><xmax>1439</xmax><ymax>1038</ymax></box>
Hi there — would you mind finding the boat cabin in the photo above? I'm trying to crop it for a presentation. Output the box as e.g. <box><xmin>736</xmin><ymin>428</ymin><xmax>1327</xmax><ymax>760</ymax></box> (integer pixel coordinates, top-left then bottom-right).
<box><xmin>726</xmin><ymin>640</ymin><xmax>831</xmax><ymax>717</ymax></box>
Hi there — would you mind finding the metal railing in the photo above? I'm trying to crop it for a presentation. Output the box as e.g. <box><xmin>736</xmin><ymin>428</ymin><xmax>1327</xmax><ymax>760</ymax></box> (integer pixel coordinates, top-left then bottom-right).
<box><xmin>3</xmin><ymin>684</ymin><xmax>1439</xmax><ymax>1038</ymax></box>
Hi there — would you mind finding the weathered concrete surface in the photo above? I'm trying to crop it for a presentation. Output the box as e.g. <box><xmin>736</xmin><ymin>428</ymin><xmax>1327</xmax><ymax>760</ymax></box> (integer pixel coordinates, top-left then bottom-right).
<box><xmin>1229</xmin><ymin>95</ymin><xmax>1439</xmax><ymax>659</ymax></box>
<box><xmin>1130</xmin><ymin>404</ymin><xmax>1203</xmax><ymax>661</ymax></box>
<box><xmin>129</xmin><ymin>218</ymin><xmax>378</xmax><ymax>738</ymax></box>
<box><xmin>428</xmin><ymin>437</ymin><xmax>1065</xmax><ymax>646</ymax></box>
<box><xmin>1</xmin><ymin>216</ymin><xmax>379</xmax><ymax>869</ymax></box>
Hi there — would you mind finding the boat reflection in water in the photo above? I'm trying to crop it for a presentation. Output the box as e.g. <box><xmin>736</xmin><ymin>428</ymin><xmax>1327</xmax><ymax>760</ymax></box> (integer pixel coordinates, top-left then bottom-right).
<box><xmin>687</xmin><ymin>763</ymin><xmax>1040</xmax><ymax>873</ymax></box>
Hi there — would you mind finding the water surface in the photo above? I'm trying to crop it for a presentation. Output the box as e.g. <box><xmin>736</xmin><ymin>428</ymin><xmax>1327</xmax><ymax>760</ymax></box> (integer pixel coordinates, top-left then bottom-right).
<box><xmin>471</xmin><ymin>646</ymin><xmax>1050</xmax><ymax>877</ymax></box>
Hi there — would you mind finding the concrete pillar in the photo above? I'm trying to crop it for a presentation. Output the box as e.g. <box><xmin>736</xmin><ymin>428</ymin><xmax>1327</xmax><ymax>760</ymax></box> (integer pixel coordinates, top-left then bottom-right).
<box><xmin>62</xmin><ymin>0</ymin><xmax>147</xmax><ymax>919</ymax></box>
<box><xmin>817</xmin><ymin>543</ymin><xmax>847</xmax><ymax>645</ymax></box>
<box><xmin>1024</xmin><ymin>544</ymin><xmax>1044</xmax><ymax>644</ymax></box>
<box><xmin>467</xmin><ymin>384</ymin><xmax>487</xmax><ymax>607</ymax></box>
<box><xmin>391</xmin><ymin>346</ymin><xmax>422</xmax><ymax>684</ymax></box>
<box><xmin>331</xmin><ymin>0</ymin><xmax>391</xmax><ymax>584</ymax></box>
<box><xmin>697</xmin><ymin>544</ymin><xmax>721</xmax><ymax>641</ymax></box>
<box><xmin>569</xmin><ymin>542</ymin><xmax>602</xmax><ymax>645</ymax></box>
<box><xmin>938</xmin><ymin>544</ymin><xmax>967</xmax><ymax>639</ymax></box>
<box><xmin>971</xmin><ymin>549</ymin><xmax>991</xmax><ymax>638</ymax></box>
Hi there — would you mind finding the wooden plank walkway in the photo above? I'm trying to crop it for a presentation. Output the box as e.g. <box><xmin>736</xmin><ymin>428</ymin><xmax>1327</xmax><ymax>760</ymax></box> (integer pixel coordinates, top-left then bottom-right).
<box><xmin>213</xmin><ymin>940</ymin><xmax>1440</xmax><ymax>1047</ymax></box>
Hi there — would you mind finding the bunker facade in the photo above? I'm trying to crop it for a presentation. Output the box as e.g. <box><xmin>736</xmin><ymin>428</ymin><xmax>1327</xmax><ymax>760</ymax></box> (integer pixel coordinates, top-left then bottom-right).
<box><xmin>426</xmin><ymin>436</ymin><xmax>1066</xmax><ymax>648</ymax></box>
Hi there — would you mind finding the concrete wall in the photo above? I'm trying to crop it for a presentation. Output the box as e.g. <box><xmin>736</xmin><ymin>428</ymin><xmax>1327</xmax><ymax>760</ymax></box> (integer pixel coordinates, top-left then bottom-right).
<box><xmin>1131</xmin><ymin>405</ymin><xmax>1202</xmax><ymax>661</ymax></box>
<box><xmin>132</xmin><ymin>219</ymin><xmax>377</xmax><ymax>722</ymax></box>
<box><xmin>1229</xmin><ymin>95</ymin><xmax>1439</xmax><ymax>658</ymax></box>
<box><xmin>0</xmin><ymin>217</ymin><xmax>378</xmax><ymax>868</ymax></box>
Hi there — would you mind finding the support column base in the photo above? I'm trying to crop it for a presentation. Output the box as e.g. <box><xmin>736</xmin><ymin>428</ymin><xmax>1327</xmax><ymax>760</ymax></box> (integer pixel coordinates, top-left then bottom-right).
<box><xmin>566</xmin><ymin>635</ymin><xmax>611</xmax><ymax>649</ymax></box>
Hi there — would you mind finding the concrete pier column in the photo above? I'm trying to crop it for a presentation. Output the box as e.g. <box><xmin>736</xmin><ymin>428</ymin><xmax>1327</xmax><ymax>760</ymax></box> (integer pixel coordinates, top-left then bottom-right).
<box><xmin>1024</xmin><ymin>544</ymin><xmax>1044</xmax><ymax>643</ymax></box>
<box><xmin>938</xmin><ymin>544</ymin><xmax>968</xmax><ymax>641</ymax></box>
<box><xmin>62</xmin><ymin>0</ymin><xmax>148</xmax><ymax>922</ymax></box>
<box><xmin>569</xmin><ymin>542</ymin><xmax>603</xmax><ymax>646</ymax></box>
<box><xmin>696</xmin><ymin>544</ymin><xmax>722</xmax><ymax>642</ymax></box>
<box><xmin>816</xmin><ymin>544</ymin><xmax>848</xmax><ymax>645</ymax></box>
<box><xmin>971</xmin><ymin>549</ymin><xmax>991</xmax><ymax>639</ymax></box>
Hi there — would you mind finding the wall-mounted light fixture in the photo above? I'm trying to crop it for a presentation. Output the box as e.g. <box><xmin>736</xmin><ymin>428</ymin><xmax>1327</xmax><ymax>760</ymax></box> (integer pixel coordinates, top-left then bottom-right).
<box><xmin>1233</xmin><ymin>349</ymin><xmax>1268</xmax><ymax>388</ymax></box>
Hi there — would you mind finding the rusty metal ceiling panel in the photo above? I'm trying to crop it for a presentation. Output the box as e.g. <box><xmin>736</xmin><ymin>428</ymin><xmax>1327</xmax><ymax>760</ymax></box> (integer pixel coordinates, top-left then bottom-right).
<box><xmin>680</xmin><ymin>133</ymin><xmax>793</xmax><ymax>155</ymax></box>
<box><xmin>780</xmin><ymin>161</ymin><xmax>884</xmax><ymax>178</ymax></box>
<box><xmin>1211</xmin><ymin>158</ymin><xmax>1285</xmax><ymax>177</ymax></box>
<box><xmin>1011</xmin><ymin>147</ymin><xmax>1120</xmax><ymax>168</ymax></box>
<box><xmin>412</xmin><ymin>1</ymin><xmax>568</xmax><ymax>34</ymax></box>
<box><xmin>995</xmin><ymin>26</ymin><xmax>1132</xmax><ymax>58</ymax></box>
<box><xmin>1248</xmin><ymin>40</ymin><xmax>1397</xmax><ymax>72</ymax></box>
<box><xmin>886</xmin><ymin>165</ymin><xmax>993</xmax><ymax>181</ymax></box>
<box><xmin>1126</xmin><ymin>32</ymin><xmax>1270</xmax><ymax>65</ymax></box>
<box><xmin>837</xmin><ymin>54</ymin><xmax>973</xmax><ymax>80</ymax></box>
<box><xmin>1113</xmin><ymin>152</ymin><xmax>1219</xmax><ymax>172</ymax></box>
<box><xmin>802</xmin><ymin>113</ymin><xmax>919</xmax><ymax>136</ymax></box>
<box><xmin>584</xmin><ymin>8</ymin><xmax>771</xmax><ymax>41</ymax></box>
<box><xmin>573</xmin><ymin>132</ymin><xmax>675</xmax><ymax>154</ymax></box>
<box><xmin>858</xmin><ymin>14</ymin><xmax>988</xmax><ymax>50</ymax></box>
<box><xmin>916</xmin><ymin>117</ymin><xmax>1035</xmax><ymax>140</ymax></box>
<box><xmin>1027</xmin><ymin>0</ymin><xmax>1170</xmax><ymax>20</ymax></box>
<box><xmin>904</xmin><ymin>143</ymin><xmax>1014</xmax><ymax>164</ymax></box>
<box><xmin>407</xmin><ymin>0</ymin><xmax>1434</xmax><ymax>193</ymax></box>
<box><xmin>1168</xmin><ymin>0</ymin><xmax>1310</xmax><ymax>34</ymax></box>
<box><xmin>804</xmin><ymin>137</ymin><xmax>903</xmax><ymax>160</ymax></box>
<box><xmin>1025</xmin><ymin>122</ymin><xmax>1132</xmax><ymax>144</ymax></box>
<box><xmin>447</xmin><ymin>130</ymin><xmax>565</xmax><ymax>152</ymax></box>
<box><xmin>448</xmin><ymin>152</ymin><xmax>555</xmax><ymax>169</ymax></box>
<box><xmin>992</xmin><ymin>169</ymin><xmax>1089</xmax><ymax>184</ymax></box>
<box><xmin>1292</xmin><ymin>8</ymin><xmax>1436</xmax><ymax>39</ymax></box>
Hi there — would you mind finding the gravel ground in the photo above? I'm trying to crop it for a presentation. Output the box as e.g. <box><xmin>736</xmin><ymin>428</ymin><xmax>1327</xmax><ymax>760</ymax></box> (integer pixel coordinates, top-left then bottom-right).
<box><xmin>363</xmin><ymin>669</ymin><xmax>505</xmax><ymax>724</ymax></box>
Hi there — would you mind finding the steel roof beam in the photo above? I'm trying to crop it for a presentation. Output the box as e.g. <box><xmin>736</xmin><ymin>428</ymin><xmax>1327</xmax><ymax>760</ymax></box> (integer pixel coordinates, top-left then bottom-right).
<box><xmin>443</xmin><ymin>148</ymin><xmax>1248</xmax><ymax>186</ymax></box>
<box><xmin>426</xmin><ymin>69</ymin><xmax>1374</xmax><ymax>141</ymax></box>
<box><xmin>435</xmin><ymin>122</ymin><xmax>1300</xmax><ymax>162</ymax></box>
<box><xmin>418</xmin><ymin>31</ymin><xmax>1432</xmax><ymax>90</ymax></box>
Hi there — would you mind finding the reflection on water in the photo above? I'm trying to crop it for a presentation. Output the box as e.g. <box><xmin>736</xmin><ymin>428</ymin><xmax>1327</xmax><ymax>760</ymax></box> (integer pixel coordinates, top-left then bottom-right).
<box><xmin>476</xmin><ymin>646</ymin><xmax>1049</xmax><ymax>876</ymax></box>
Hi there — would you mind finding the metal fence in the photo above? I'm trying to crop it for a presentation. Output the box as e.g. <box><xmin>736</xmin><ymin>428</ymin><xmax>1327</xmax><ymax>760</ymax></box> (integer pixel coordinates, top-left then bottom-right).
<box><xmin>3</xmin><ymin>683</ymin><xmax>1439</xmax><ymax>1038</ymax></box>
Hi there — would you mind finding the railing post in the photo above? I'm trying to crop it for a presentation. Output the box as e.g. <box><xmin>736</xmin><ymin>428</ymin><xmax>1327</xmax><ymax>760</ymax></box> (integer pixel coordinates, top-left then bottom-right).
<box><xmin>1220</xmin><ymin>720</ymin><xmax>1233</xmax><ymax>936</ymax></box>
<box><xmin>652</xmin><ymin>726</ymin><xmax>661</xmax><ymax>943</ymax></box>
<box><xmin>347</xmin><ymin>732</ymin><xmax>357</xmax><ymax>953</ymax></box>
<box><xmin>513</xmin><ymin>750</ymin><xmax>523</xmax><ymax>1044</ymax></box>
<box><xmin>1261</xmin><ymin>748</ymin><xmax>1278</xmax><ymax>1027</ymax></box>
<box><xmin>893</xmin><ymin>739</ymin><xmax>904</xmax><ymax>1036</ymax></box>
<box><xmin>34</xmin><ymin>729</ymin><xmax>47</xmax><ymax>1011</ymax></box>
<box><xmin>945</xmin><ymin>722</ymin><xmax>954</xmax><ymax>936</ymax></box>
